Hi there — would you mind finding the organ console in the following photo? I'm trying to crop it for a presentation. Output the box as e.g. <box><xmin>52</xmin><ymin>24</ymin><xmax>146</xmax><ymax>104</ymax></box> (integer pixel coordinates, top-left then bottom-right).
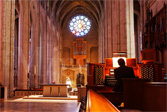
<box><xmin>86</xmin><ymin>55</ymin><xmax>165</xmax><ymax>111</ymax></box>
<box><xmin>87</xmin><ymin>58</ymin><xmax>139</xmax><ymax>87</ymax></box>
<box><xmin>87</xmin><ymin>56</ymin><xmax>164</xmax><ymax>87</ymax></box>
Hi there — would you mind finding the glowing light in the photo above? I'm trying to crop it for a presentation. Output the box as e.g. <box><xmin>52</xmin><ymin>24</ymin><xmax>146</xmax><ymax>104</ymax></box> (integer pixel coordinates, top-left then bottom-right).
<box><xmin>66</xmin><ymin>77</ymin><xmax>71</xmax><ymax>88</ymax></box>
<box><xmin>112</xmin><ymin>57</ymin><xmax>127</xmax><ymax>68</ymax></box>
<box><xmin>78</xmin><ymin>23</ymin><xmax>83</xmax><ymax>28</ymax></box>
<box><xmin>69</xmin><ymin>15</ymin><xmax>91</xmax><ymax>37</ymax></box>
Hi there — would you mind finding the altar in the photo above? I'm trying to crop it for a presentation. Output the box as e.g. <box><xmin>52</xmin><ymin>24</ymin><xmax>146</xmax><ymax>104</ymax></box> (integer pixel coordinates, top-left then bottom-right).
<box><xmin>41</xmin><ymin>84</ymin><xmax>70</xmax><ymax>97</ymax></box>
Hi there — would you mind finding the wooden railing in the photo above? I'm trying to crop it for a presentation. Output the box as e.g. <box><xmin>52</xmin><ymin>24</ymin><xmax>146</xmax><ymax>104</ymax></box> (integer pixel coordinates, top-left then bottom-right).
<box><xmin>86</xmin><ymin>89</ymin><xmax>120</xmax><ymax>112</ymax></box>
<box><xmin>14</xmin><ymin>89</ymin><xmax>43</xmax><ymax>97</ymax></box>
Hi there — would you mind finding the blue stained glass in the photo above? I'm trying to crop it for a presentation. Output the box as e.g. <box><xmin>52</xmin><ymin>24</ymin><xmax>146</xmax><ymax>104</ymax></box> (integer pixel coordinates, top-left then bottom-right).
<box><xmin>87</xmin><ymin>22</ymin><xmax>90</xmax><ymax>25</ymax></box>
<box><xmin>69</xmin><ymin>15</ymin><xmax>91</xmax><ymax>37</ymax></box>
<box><xmin>72</xmin><ymin>19</ymin><xmax>76</xmax><ymax>22</ymax></box>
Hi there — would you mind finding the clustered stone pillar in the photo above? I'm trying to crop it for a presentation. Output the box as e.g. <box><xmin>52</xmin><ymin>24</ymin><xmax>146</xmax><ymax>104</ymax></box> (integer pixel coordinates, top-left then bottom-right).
<box><xmin>126</xmin><ymin>0</ymin><xmax>135</xmax><ymax>58</ymax></box>
<box><xmin>47</xmin><ymin>21</ymin><xmax>51</xmax><ymax>84</ymax></box>
<box><xmin>17</xmin><ymin>0</ymin><xmax>30</xmax><ymax>89</ymax></box>
<box><xmin>29</xmin><ymin>1</ymin><xmax>40</xmax><ymax>89</ymax></box>
<box><xmin>104</xmin><ymin>0</ymin><xmax>113</xmax><ymax>58</ymax></box>
<box><xmin>38</xmin><ymin>6</ymin><xmax>61</xmax><ymax>85</ymax></box>
<box><xmin>0</xmin><ymin>0</ymin><xmax>15</xmax><ymax>97</ymax></box>
<box><xmin>102</xmin><ymin>0</ymin><xmax>135</xmax><ymax>60</ymax></box>
<box><xmin>0</xmin><ymin>0</ymin><xmax>4</xmax><ymax>85</ymax></box>
<box><xmin>52</xmin><ymin>26</ymin><xmax>61</xmax><ymax>84</ymax></box>
<box><xmin>98</xmin><ymin>12</ymin><xmax>104</xmax><ymax>63</ymax></box>
<box><xmin>39</xmin><ymin>11</ymin><xmax>48</xmax><ymax>84</ymax></box>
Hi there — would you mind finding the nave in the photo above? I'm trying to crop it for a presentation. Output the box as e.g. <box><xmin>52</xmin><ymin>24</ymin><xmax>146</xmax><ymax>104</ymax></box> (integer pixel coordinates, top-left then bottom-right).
<box><xmin>0</xmin><ymin>98</ymin><xmax>79</xmax><ymax>112</ymax></box>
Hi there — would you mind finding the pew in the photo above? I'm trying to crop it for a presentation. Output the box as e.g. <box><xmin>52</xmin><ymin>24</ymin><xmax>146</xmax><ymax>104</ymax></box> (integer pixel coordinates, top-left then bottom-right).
<box><xmin>86</xmin><ymin>85</ymin><xmax>123</xmax><ymax>107</ymax></box>
<box><xmin>98</xmin><ymin>91</ymin><xmax>123</xmax><ymax>107</ymax></box>
<box><xmin>86</xmin><ymin>89</ymin><xmax>120</xmax><ymax>112</ymax></box>
<box><xmin>142</xmin><ymin>82</ymin><xmax>167</xmax><ymax>111</ymax></box>
<box><xmin>123</xmin><ymin>78</ymin><xmax>167</xmax><ymax>111</ymax></box>
<box><xmin>123</xmin><ymin>78</ymin><xmax>148</xmax><ymax>110</ymax></box>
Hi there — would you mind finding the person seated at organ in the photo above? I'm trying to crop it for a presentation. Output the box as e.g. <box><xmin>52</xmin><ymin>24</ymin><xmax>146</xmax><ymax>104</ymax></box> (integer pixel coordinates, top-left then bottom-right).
<box><xmin>113</xmin><ymin>58</ymin><xmax>136</xmax><ymax>92</ymax></box>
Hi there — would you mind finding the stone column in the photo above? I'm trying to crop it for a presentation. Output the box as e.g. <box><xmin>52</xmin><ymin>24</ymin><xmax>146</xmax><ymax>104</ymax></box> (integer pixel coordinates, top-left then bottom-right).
<box><xmin>0</xmin><ymin>0</ymin><xmax>4</xmax><ymax>85</ymax></box>
<box><xmin>98</xmin><ymin>12</ymin><xmax>104</xmax><ymax>63</ymax></box>
<box><xmin>52</xmin><ymin>27</ymin><xmax>61</xmax><ymax>83</ymax></box>
<box><xmin>103</xmin><ymin>0</ymin><xmax>128</xmax><ymax>59</ymax></box>
<box><xmin>104</xmin><ymin>0</ymin><xmax>113</xmax><ymax>58</ymax></box>
<box><xmin>50</xmin><ymin>24</ymin><xmax>54</xmax><ymax>83</ymax></box>
<box><xmin>126</xmin><ymin>0</ymin><xmax>135</xmax><ymax>58</ymax></box>
<box><xmin>112</xmin><ymin>0</ymin><xmax>123</xmax><ymax>53</ymax></box>
<box><xmin>52</xmin><ymin>28</ymin><xmax>61</xmax><ymax>84</ymax></box>
<box><xmin>1</xmin><ymin>0</ymin><xmax>15</xmax><ymax>97</ymax></box>
<box><xmin>52</xmin><ymin>26</ymin><xmax>56</xmax><ymax>83</ymax></box>
<box><xmin>39</xmin><ymin>9</ymin><xmax>47</xmax><ymax>84</ymax></box>
<box><xmin>18</xmin><ymin>0</ymin><xmax>30</xmax><ymax>89</ymax></box>
<box><xmin>120</xmin><ymin>1</ymin><xmax>127</xmax><ymax>51</ymax></box>
<box><xmin>29</xmin><ymin>1</ymin><xmax>40</xmax><ymax>89</ymax></box>
<box><xmin>102</xmin><ymin>0</ymin><xmax>136</xmax><ymax>60</ymax></box>
<box><xmin>47</xmin><ymin>22</ymin><xmax>51</xmax><ymax>84</ymax></box>
<box><xmin>111</xmin><ymin>0</ymin><xmax>118</xmax><ymax>54</ymax></box>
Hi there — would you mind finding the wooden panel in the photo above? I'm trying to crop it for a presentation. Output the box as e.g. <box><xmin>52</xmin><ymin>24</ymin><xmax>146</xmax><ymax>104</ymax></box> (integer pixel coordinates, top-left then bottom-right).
<box><xmin>87</xmin><ymin>63</ymin><xmax>105</xmax><ymax>85</ymax></box>
<box><xmin>141</xmin><ymin>49</ymin><xmax>156</xmax><ymax>63</ymax></box>
<box><xmin>143</xmin><ymin>82</ymin><xmax>167</xmax><ymax>111</ymax></box>
<box><xmin>126</xmin><ymin>58</ymin><xmax>137</xmax><ymax>67</ymax></box>
<box><xmin>123</xmin><ymin>78</ymin><xmax>148</xmax><ymax>110</ymax></box>
<box><xmin>105</xmin><ymin>58</ymin><xmax>113</xmax><ymax>68</ymax></box>
<box><xmin>123</xmin><ymin>79</ymin><xmax>167</xmax><ymax>111</ymax></box>
<box><xmin>86</xmin><ymin>89</ymin><xmax>119</xmax><ymax>112</ymax></box>
<box><xmin>42</xmin><ymin>85</ymin><xmax>68</xmax><ymax>97</ymax></box>
<box><xmin>87</xmin><ymin>63</ymin><xmax>95</xmax><ymax>85</ymax></box>
<box><xmin>14</xmin><ymin>90</ymin><xmax>43</xmax><ymax>97</ymax></box>
<box><xmin>43</xmin><ymin>86</ymin><xmax>51</xmax><ymax>97</ymax></box>
<box><xmin>86</xmin><ymin>85</ymin><xmax>123</xmax><ymax>106</ymax></box>
<box><xmin>78</xmin><ymin>87</ymin><xmax>86</xmax><ymax>102</ymax></box>
<box><xmin>59</xmin><ymin>86</ymin><xmax>68</xmax><ymax>97</ymax></box>
<box><xmin>154</xmin><ymin>63</ymin><xmax>164</xmax><ymax>81</ymax></box>
<box><xmin>52</xmin><ymin>86</ymin><xmax>59</xmax><ymax>97</ymax></box>
<box><xmin>86</xmin><ymin>85</ymin><xmax>107</xmax><ymax>93</ymax></box>
<box><xmin>99</xmin><ymin>91</ymin><xmax>123</xmax><ymax>107</ymax></box>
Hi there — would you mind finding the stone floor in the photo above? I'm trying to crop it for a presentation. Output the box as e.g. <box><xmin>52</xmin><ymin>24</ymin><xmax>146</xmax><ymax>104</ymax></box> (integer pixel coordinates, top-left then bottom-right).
<box><xmin>0</xmin><ymin>98</ymin><xmax>80</xmax><ymax>112</ymax></box>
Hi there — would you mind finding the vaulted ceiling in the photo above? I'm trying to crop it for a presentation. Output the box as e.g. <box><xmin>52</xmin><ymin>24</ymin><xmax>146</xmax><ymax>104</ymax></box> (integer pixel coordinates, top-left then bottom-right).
<box><xmin>50</xmin><ymin>0</ymin><xmax>103</xmax><ymax>28</ymax></box>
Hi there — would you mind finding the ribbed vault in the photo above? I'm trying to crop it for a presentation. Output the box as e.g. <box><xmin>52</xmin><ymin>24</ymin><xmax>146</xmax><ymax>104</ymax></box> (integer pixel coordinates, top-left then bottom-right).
<box><xmin>51</xmin><ymin>0</ymin><xmax>103</xmax><ymax>29</ymax></box>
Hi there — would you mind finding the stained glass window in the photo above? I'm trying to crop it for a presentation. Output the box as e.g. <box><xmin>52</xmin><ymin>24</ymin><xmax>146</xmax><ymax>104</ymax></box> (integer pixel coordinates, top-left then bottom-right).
<box><xmin>69</xmin><ymin>15</ymin><xmax>91</xmax><ymax>37</ymax></box>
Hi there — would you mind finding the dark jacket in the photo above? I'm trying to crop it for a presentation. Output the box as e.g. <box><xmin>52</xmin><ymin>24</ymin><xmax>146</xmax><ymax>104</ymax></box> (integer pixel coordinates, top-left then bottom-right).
<box><xmin>113</xmin><ymin>65</ymin><xmax>135</xmax><ymax>92</ymax></box>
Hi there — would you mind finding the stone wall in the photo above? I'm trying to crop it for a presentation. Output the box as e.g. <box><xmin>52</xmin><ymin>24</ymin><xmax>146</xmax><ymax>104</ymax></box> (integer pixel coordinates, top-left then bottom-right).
<box><xmin>61</xmin><ymin>15</ymin><xmax>98</xmax><ymax>64</ymax></box>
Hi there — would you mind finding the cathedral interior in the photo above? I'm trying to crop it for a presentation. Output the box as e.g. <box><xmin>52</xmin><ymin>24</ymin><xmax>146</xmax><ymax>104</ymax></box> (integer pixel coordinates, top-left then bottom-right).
<box><xmin>0</xmin><ymin>0</ymin><xmax>167</xmax><ymax>111</ymax></box>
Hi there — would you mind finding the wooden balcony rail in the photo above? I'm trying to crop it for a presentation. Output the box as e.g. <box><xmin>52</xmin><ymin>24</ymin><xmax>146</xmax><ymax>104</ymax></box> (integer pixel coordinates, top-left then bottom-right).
<box><xmin>86</xmin><ymin>89</ymin><xmax>120</xmax><ymax>112</ymax></box>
